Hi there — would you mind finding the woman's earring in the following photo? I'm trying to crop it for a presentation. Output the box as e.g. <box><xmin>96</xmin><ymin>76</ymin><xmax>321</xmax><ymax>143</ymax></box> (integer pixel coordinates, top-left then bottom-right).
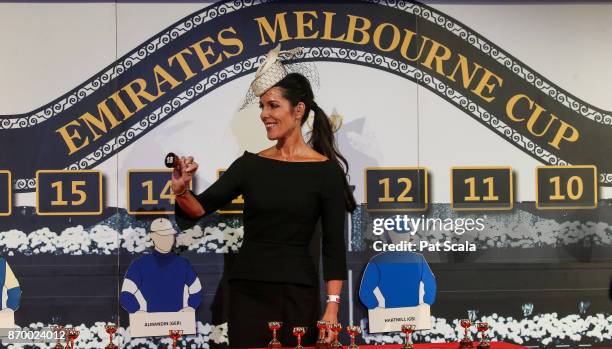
<box><xmin>305</xmin><ymin>110</ymin><xmax>315</xmax><ymax>130</ymax></box>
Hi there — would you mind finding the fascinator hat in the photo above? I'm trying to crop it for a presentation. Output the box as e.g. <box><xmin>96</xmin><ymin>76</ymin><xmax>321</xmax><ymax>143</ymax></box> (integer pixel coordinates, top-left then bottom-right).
<box><xmin>240</xmin><ymin>44</ymin><xmax>319</xmax><ymax>109</ymax></box>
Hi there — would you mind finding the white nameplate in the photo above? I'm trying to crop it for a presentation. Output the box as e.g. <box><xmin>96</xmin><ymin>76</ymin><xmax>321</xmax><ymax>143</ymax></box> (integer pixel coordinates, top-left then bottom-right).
<box><xmin>0</xmin><ymin>311</ymin><xmax>15</xmax><ymax>329</ymax></box>
<box><xmin>367</xmin><ymin>304</ymin><xmax>431</xmax><ymax>333</ymax></box>
<box><xmin>129</xmin><ymin>311</ymin><xmax>196</xmax><ymax>337</ymax></box>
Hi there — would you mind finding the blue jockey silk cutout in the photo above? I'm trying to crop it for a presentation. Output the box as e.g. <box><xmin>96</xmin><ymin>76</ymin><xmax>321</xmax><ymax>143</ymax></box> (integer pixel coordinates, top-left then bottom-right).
<box><xmin>359</xmin><ymin>251</ymin><xmax>436</xmax><ymax>309</ymax></box>
<box><xmin>120</xmin><ymin>250</ymin><xmax>203</xmax><ymax>313</ymax></box>
<box><xmin>0</xmin><ymin>258</ymin><xmax>21</xmax><ymax>311</ymax></box>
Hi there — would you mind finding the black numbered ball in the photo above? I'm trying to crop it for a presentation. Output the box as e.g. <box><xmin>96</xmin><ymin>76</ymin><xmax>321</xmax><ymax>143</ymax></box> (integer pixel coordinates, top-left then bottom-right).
<box><xmin>164</xmin><ymin>152</ymin><xmax>178</xmax><ymax>168</ymax></box>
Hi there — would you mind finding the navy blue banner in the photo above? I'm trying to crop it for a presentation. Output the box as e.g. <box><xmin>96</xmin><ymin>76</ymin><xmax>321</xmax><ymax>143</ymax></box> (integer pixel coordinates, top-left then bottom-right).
<box><xmin>2</xmin><ymin>0</ymin><xmax>612</xmax><ymax>192</ymax></box>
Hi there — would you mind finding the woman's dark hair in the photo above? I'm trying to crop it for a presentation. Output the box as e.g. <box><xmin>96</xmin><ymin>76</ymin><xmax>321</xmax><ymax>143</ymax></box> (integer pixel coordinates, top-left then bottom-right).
<box><xmin>273</xmin><ymin>72</ymin><xmax>357</xmax><ymax>213</ymax></box>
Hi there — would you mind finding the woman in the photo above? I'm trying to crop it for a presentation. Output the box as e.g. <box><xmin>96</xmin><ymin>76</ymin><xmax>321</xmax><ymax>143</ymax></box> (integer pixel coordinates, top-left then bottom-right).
<box><xmin>172</xmin><ymin>54</ymin><xmax>356</xmax><ymax>347</ymax></box>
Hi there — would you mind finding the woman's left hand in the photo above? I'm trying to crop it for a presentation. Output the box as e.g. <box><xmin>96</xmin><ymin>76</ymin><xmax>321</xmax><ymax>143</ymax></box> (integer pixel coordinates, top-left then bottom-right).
<box><xmin>321</xmin><ymin>302</ymin><xmax>339</xmax><ymax>342</ymax></box>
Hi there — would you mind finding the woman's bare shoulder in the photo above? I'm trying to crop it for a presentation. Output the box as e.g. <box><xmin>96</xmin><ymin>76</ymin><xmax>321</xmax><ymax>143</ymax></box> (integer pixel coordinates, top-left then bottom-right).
<box><xmin>256</xmin><ymin>146</ymin><xmax>275</xmax><ymax>157</ymax></box>
<box><xmin>256</xmin><ymin>146</ymin><xmax>329</xmax><ymax>162</ymax></box>
<box><xmin>308</xmin><ymin>149</ymin><xmax>329</xmax><ymax>161</ymax></box>
<box><xmin>297</xmin><ymin>146</ymin><xmax>329</xmax><ymax>161</ymax></box>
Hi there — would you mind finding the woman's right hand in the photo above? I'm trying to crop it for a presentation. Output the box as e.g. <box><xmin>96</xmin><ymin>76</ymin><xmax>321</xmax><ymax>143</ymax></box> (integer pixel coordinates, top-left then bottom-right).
<box><xmin>171</xmin><ymin>155</ymin><xmax>199</xmax><ymax>194</ymax></box>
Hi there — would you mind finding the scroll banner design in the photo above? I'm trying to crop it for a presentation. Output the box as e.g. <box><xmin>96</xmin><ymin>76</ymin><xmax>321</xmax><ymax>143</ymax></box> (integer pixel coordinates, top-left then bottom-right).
<box><xmin>2</xmin><ymin>0</ymin><xmax>612</xmax><ymax>192</ymax></box>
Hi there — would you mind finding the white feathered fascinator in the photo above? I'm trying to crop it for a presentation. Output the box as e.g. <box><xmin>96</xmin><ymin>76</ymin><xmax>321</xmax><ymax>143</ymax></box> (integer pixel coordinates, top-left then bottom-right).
<box><xmin>240</xmin><ymin>44</ymin><xmax>319</xmax><ymax>109</ymax></box>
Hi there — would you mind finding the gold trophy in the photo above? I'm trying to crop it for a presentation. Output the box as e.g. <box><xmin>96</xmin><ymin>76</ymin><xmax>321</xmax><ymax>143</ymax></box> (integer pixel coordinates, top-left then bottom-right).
<box><xmin>268</xmin><ymin>321</ymin><xmax>283</xmax><ymax>349</ymax></box>
<box><xmin>401</xmin><ymin>324</ymin><xmax>415</xmax><ymax>349</ymax></box>
<box><xmin>104</xmin><ymin>324</ymin><xmax>118</xmax><ymax>349</ymax></box>
<box><xmin>292</xmin><ymin>327</ymin><xmax>307</xmax><ymax>349</ymax></box>
<box><xmin>459</xmin><ymin>319</ymin><xmax>473</xmax><ymax>349</ymax></box>
<box><xmin>346</xmin><ymin>325</ymin><xmax>361</xmax><ymax>349</ymax></box>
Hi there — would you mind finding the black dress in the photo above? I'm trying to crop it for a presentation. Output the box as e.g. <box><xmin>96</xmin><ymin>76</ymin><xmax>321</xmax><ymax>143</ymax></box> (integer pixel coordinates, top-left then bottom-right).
<box><xmin>175</xmin><ymin>150</ymin><xmax>348</xmax><ymax>348</ymax></box>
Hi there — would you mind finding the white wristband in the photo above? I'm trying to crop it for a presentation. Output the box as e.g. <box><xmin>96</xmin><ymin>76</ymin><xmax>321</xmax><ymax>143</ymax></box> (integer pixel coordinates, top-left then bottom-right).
<box><xmin>326</xmin><ymin>295</ymin><xmax>341</xmax><ymax>304</ymax></box>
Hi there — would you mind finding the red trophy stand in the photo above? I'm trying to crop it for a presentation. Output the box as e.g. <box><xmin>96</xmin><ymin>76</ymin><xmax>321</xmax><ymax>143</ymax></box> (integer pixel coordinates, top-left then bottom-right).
<box><xmin>169</xmin><ymin>329</ymin><xmax>183</xmax><ymax>349</ymax></box>
<box><xmin>315</xmin><ymin>320</ymin><xmax>329</xmax><ymax>349</ymax></box>
<box><xmin>329</xmin><ymin>323</ymin><xmax>342</xmax><ymax>349</ymax></box>
<box><xmin>476</xmin><ymin>322</ymin><xmax>491</xmax><ymax>349</ymax></box>
<box><xmin>105</xmin><ymin>324</ymin><xmax>118</xmax><ymax>349</ymax></box>
<box><xmin>292</xmin><ymin>327</ymin><xmax>307</xmax><ymax>349</ymax></box>
<box><xmin>347</xmin><ymin>325</ymin><xmax>361</xmax><ymax>349</ymax></box>
<box><xmin>459</xmin><ymin>319</ymin><xmax>473</xmax><ymax>349</ymax></box>
<box><xmin>401</xmin><ymin>324</ymin><xmax>416</xmax><ymax>349</ymax></box>
<box><xmin>65</xmin><ymin>328</ymin><xmax>80</xmax><ymax>349</ymax></box>
<box><xmin>268</xmin><ymin>321</ymin><xmax>283</xmax><ymax>349</ymax></box>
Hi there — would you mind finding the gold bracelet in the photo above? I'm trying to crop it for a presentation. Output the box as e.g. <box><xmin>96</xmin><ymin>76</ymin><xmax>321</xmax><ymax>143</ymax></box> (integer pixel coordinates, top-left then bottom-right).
<box><xmin>174</xmin><ymin>187</ymin><xmax>188</xmax><ymax>197</ymax></box>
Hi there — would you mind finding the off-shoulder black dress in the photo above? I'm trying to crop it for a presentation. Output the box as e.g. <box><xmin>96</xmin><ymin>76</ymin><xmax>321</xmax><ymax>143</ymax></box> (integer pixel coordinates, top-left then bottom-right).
<box><xmin>175</xmin><ymin>150</ymin><xmax>348</xmax><ymax>348</ymax></box>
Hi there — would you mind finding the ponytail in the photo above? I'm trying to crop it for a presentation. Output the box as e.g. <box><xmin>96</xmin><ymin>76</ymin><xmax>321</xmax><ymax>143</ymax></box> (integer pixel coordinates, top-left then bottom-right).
<box><xmin>310</xmin><ymin>102</ymin><xmax>357</xmax><ymax>213</ymax></box>
<box><xmin>273</xmin><ymin>73</ymin><xmax>357</xmax><ymax>213</ymax></box>
<box><xmin>309</xmin><ymin>102</ymin><xmax>333</xmax><ymax>161</ymax></box>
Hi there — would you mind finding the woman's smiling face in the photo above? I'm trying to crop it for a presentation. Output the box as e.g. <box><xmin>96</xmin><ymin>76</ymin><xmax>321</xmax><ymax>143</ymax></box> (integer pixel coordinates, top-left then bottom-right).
<box><xmin>259</xmin><ymin>87</ymin><xmax>304</xmax><ymax>140</ymax></box>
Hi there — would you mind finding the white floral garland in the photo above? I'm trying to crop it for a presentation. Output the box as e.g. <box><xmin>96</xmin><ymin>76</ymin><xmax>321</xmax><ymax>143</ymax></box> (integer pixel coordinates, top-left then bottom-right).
<box><xmin>1</xmin><ymin>206</ymin><xmax>611</xmax><ymax>255</ymax></box>
<box><xmin>5</xmin><ymin>313</ymin><xmax>610</xmax><ymax>348</ymax></box>
<box><xmin>0</xmin><ymin>221</ymin><xmax>243</xmax><ymax>256</ymax></box>
<box><xmin>360</xmin><ymin>313</ymin><xmax>612</xmax><ymax>346</ymax></box>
